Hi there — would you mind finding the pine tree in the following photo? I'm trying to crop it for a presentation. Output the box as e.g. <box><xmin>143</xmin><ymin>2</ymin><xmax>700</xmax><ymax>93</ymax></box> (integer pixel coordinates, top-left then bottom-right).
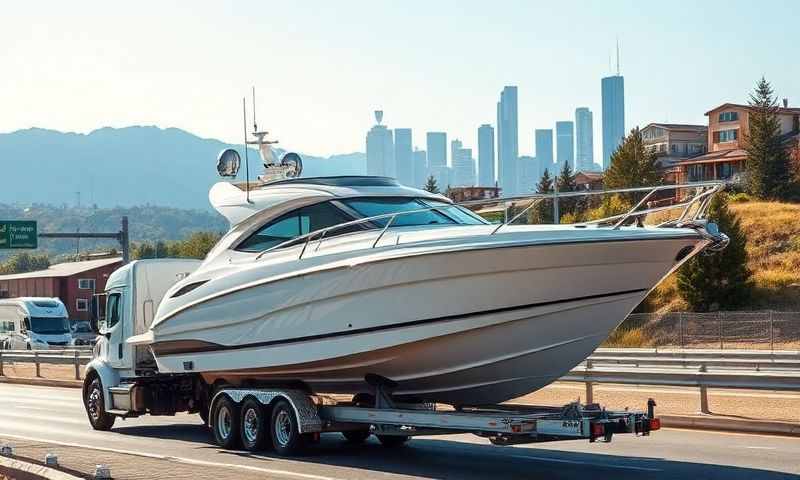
<box><xmin>424</xmin><ymin>175</ymin><xmax>440</xmax><ymax>194</ymax></box>
<box><xmin>744</xmin><ymin>77</ymin><xmax>793</xmax><ymax>200</ymax></box>
<box><xmin>556</xmin><ymin>161</ymin><xmax>578</xmax><ymax>217</ymax></box>
<box><xmin>604</xmin><ymin>127</ymin><xmax>662</xmax><ymax>190</ymax></box>
<box><xmin>676</xmin><ymin>193</ymin><xmax>752</xmax><ymax>311</ymax></box>
<box><xmin>529</xmin><ymin>169</ymin><xmax>554</xmax><ymax>224</ymax></box>
<box><xmin>536</xmin><ymin>168</ymin><xmax>553</xmax><ymax>194</ymax></box>
<box><xmin>0</xmin><ymin>253</ymin><xmax>50</xmax><ymax>274</ymax></box>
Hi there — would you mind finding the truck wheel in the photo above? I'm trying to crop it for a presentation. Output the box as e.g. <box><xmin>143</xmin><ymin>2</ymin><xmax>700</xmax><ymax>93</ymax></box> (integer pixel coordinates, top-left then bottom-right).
<box><xmin>270</xmin><ymin>399</ymin><xmax>306</xmax><ymax>456</ymax></box>
<box><xmin>85</xmin><ymin>378</ymin><xmax>115</xmax><ymax>431</ymax></box>
<box><xmin>240</xmin><ymin>398</ymin><xmax>269</xmax><ymax>451</ymax></box>
<box><xmin>377</xmin><ymin>435</ymin><xmax>409</xmax><ymax>448</ymax></box>
<box><xmin>211</xmin><ymin>395</ymin><xmax>241</xmax><ymax>449</ymax></box>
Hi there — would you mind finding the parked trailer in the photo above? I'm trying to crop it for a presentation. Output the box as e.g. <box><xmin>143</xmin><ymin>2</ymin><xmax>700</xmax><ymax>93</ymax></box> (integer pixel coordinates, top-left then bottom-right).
<box><xmin>81</xmin><ymin>259</ymin><xmax>659</xmax><ymax>456</ymax></box>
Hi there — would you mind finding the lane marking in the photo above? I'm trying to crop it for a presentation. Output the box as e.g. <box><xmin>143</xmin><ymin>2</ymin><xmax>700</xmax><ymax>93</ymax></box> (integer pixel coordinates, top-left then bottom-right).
<box><xmin>0</xmin><ymin>433</ymin><xmax>342</xmax><ymax>480</ymax></box>
<box><xmin>744</xmin><ymin>446</ymin><xmax>777</xmax><ymax>450</ymax></box>
<box><xmin>501</xmin><ymin>453</ymin><xmax>662</xmax><ymax>472</ymax></box>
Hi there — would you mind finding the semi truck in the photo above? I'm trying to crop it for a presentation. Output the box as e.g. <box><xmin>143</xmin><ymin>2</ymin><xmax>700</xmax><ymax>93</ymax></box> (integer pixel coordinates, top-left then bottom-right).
<box><xmin>83</xmin><ymin>259</ymin><xmax>660</xmax><ymax>456</ymax></box>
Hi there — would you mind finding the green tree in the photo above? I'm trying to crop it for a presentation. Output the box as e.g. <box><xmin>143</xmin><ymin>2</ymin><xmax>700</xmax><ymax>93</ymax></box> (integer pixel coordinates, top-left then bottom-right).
<box><xmin>744</xmin><ymin>77</ymin><xmax>793</xmax><ymax>200</ymax></box>
<box><xmin>676</xmin><ymin>193</ymin><xmax>752</xmax><ymax>311</ymax></box>
<box><xmin>169</xmin><ymin>232</ymin><xmax>222</xmax><ymax>259</ymax></box>
<box><xmin>0</xmin><ymin>252</ymin><xmax>50</xmax><ymax>275</ymax></box>
<box><xmin>556</xmin><ymin>161</ymin><xmax>578</xmax><ymax>218</ymax></box>
<box><xmin>424</xmin><ymin>175</ymin><xmax>440</xmax><ymax>194</ymax></box>
<box><xmin>528</xmin><ymin>169</ymin><xmax>554</xmax><ymax>224</ymax></box>
<box><xmin>604</xmin><ymin>127</ymin><xmax>662</xmax><ymax>190</ymax></box>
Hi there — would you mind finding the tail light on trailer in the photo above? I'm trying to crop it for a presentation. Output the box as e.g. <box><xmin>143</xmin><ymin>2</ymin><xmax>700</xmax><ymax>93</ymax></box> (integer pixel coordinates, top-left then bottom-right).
<box><xmin>589</xmin><ymin>422</ymin><xmax>605</xmax><ymax>442</ymax></box>
<box><xmin>649</xmin><ymin>418</ymin><xmax>661</xmax><ymax>431</ymax></box>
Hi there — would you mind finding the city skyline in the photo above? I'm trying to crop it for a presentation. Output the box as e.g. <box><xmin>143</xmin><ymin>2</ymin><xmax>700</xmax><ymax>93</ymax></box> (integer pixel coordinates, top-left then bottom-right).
<box><xmin>3</xmin><ymin>1</ymin><xmax>798</xmax><ymax>162</ymax></box>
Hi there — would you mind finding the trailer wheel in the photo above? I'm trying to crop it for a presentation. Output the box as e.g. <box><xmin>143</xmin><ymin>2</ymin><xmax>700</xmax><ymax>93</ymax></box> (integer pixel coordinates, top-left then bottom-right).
<box><xmin>84</xmin><ymin>377</ymin><xmax>115</xmax><ymax>431</ymax></box>
<box><xmin>377</xmin><ymin>435</ymin><xmax>409</xmax><ymax>448</ymax></box>
<box><xmin>240</xmin><ymin>398</ymin><xmax>270</xmax><ymax>451</ymax></box>
<box><xmin>211</xmin><ymin>395</ymin><xmax>240</xmax><ymax>449</ymax></box>
<box><xmin>270</xmin><ymin>399</ymin><xmax>306</xmax><ymax>456</ymax></box>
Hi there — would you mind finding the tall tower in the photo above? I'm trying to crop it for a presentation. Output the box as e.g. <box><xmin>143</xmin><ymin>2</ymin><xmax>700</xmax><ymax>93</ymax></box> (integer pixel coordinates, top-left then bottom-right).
<box><xmin>394</xmin><ymin>128</ymin><xmax>413</xmax><ymax>185</ymax></box>
<box><xmin>366</xmin><ymin>110</ymin><xmax>394</xmax><ymax>177</ymax></box>
<box><xmin>477</xmin><ymin>124</ymin><xmax>495</xmax><ymax>186</ymax></box>
<box><xmin>534</xmin><ymin>129</ymin><xmax>554</xmax><ymax>178</ymax></box>
<box><xmin>574</xmin><ymin>107</ymin><xmax>594</xmax><ymax>172</ymax></box>
<box><xmin>602</xmin><ymin>43</ymin><xmax>625</xmax><ymax>170</ymax></box>
<box><xmin>497</xmin><ymin>86</ymin><xmax>519</xmax><ymax>196</ymax></box>
<box><xmin>555</xmin><ymin>121</ymin><xmax>574</xmax><ymax>169</ymax></box>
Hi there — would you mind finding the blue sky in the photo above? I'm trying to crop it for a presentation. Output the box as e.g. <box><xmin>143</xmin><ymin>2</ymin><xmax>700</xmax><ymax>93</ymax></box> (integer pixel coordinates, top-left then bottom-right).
<box><xmin>2</xmin><ymin>1</ymin><xmax>798</xmax><ymax>159</ymax></box>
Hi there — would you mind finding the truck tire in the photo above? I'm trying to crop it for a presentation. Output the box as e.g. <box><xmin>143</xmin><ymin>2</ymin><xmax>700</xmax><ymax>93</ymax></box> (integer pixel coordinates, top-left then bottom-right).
<box><xmin>240</xmin><ymin>398</ymin><xmax>269</xmax><ymax>451</ymax></box>
<box><xmin>211</xmin><ymin>395</ymin><xmax>241</xmax><ymax>449</ymax></box>
<box><xmin>84</xmin><ymin>377</ymin><xmax>115</xmax><ymax>431</ymax></box>
<box><xmin>270</xmin><ymin>399</ymin><xmax>306</xmax><ymax>456</ymax></box>
<box><xmin>377</xmin><ymin>435</ymin><xmax>410</xmax><ymax>448</ymax></box>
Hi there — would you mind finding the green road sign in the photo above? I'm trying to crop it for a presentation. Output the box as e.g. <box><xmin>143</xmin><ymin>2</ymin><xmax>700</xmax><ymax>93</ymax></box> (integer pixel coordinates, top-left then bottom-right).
<box><xmin>0</xmin><ymin>221</ymin><xmax>38</xmax><ymax>249</ymax></box>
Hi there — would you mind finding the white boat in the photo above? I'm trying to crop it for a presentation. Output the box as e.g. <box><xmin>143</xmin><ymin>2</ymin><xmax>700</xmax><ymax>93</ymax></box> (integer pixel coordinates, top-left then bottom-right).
<box><xmin>134</xmin><ymin>135</ymin><xmax>728</xmax><ymax>406</ymax></box>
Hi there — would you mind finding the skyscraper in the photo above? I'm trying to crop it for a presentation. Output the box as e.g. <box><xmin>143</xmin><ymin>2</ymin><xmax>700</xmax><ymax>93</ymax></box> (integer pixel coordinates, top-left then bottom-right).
<box><xmin>394</xmin><ymin>128</ymin><xmax>413</xmax><ymax>185</ymax></box>
<box><xmin>413</xmin><ymin>149</ymin><xmax>427</xmax><ymax>188</ymax></box>
<box><xmin>450</xmin><ymin>138</ymin><xmax>463</xmax><ymax>169</ymax></box>
<box><xmin>555</xmin><ymin>121</ymin><xmax>574</xmax><ymax>169</ymax></box>
<box><xmin>518</xmin><ymin>155</ymin><xmax>539</xmax><ymax>193</ymax></box>
<box><xmin>426</xmin><ymin>132</ymin><xmax>447</xmax><ymax>169</ymax></box>
<box><xmin>574</xmin><ymin>107</ymin><xmax>594</xmax><ymax>172</ymax></box>
<box><xmin>497</xmin><ymin>86</ymin><xmax>519</xmax><ymax>196</ymax></box>
<box><xmin>366</xmin><ymin>110</ymin><xmax>394</xmax><ymax>177</ymax></box>
<box><xmin>477</xmin><ymin>124</ymin><xmax>495</xmax><ymax>186</ymax></box>
<box><xmin>534</xmin><ymin>129</ymin><xmax>554</xmax><ymax>178</ymax></box>
<box><xmin>602</xmin><ymin>48</ymin><xmax>625</xmax><ymax>169</ymax></box>
<box><xmin>453</xmin><ymin>146</ymin><xmax>476</xmax><ymax>187</ymax></box>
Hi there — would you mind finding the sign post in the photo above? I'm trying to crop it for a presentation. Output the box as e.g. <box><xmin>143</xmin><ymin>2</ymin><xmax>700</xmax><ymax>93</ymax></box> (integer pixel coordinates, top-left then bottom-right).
<box><xmin>0</xmin><ymin>221</ymin><xmax>38</xmax><ymax>249</ymax></box>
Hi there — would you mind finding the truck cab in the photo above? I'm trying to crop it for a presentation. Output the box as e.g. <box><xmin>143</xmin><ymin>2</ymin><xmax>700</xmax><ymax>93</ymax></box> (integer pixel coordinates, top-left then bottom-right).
<box><xmin>0</xmin><ymin>297</ymin><xmax>72</xmax><ymax>350</ymax></box>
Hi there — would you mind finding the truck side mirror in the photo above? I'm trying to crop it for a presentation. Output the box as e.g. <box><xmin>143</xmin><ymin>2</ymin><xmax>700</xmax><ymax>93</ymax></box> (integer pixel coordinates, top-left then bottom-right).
<box><xmin>22</xmin><ymin>317</ymin><xmax>30</xmax><ymax>333</ymax></box>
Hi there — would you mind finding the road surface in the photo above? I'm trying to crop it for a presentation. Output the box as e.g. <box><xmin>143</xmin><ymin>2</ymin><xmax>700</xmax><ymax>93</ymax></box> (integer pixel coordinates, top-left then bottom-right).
<box><xmin>0</xmin><ymin>383</ymin><xmax>798</xmax><ymax>479</ymax></box>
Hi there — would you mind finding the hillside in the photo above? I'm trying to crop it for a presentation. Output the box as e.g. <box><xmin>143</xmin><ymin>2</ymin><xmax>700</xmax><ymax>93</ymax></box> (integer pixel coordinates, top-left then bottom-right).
<box><xmin>0</xmin><ymin>203</ymin><xmax>227</xmax><ymax>261</ymax></box>
<box><xmin>645</xmin><ymin>199</ymin><xmax>800</xmax><ymax>312</ymax></box>
<box><xmin>0</xmin><ymin>127</ymin><xmax>366</xmax><ymax>210</ymax></box>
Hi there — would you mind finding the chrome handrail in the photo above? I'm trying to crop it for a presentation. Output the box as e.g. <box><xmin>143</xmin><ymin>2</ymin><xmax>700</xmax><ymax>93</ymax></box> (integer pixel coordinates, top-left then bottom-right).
<box><xmin>253</xmin><ymin>181</ymin><xmax>727</xmax><ymax>261</ymax></box>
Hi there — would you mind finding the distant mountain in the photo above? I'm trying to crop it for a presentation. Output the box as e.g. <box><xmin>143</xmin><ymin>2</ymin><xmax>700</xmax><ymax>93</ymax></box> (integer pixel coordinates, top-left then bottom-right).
<box><xmin>0</xmin><ymin>127</ymin><xmax>366</xmax><ymax>209</ymax></box>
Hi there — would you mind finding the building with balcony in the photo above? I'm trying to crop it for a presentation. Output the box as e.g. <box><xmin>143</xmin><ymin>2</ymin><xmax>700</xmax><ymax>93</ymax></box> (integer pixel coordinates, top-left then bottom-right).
<box><xmin>677</xmin><ymin>102</ymin><xmax>800</xmax><ymax>183</ymax></box>
<box><xmin>640</xmin><ymin>123</ymin><xmax>707</xmax><ymax>183</ymax></box>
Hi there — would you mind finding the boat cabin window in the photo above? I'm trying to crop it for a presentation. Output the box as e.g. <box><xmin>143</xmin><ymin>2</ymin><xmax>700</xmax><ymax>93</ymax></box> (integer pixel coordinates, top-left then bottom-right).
<box><xmin>237</xmin><ymin>201</ymin><xmax>356</xmax><ymax>252</ymax></box>
<box><xmin>419</xmin><ymin>199</ymin><xmax>488</xmax><ymax>225</ymax></box>
<box><xmin>340</xmin><ymin>198</ymin><xmax>457</xmax><ymax>227</ymax></box>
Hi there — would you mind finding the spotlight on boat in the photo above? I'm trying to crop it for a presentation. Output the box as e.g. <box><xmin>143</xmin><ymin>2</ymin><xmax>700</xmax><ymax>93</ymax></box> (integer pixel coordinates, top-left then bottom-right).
<box><xmin>216</xmin><ymin>148</ymin><xmax>242</xmax><ymax>178</ymax></box>
<box><xmin>280</xmin><ymin>152</ymin><xmax>303</xmax><ymax>178</ymax></box>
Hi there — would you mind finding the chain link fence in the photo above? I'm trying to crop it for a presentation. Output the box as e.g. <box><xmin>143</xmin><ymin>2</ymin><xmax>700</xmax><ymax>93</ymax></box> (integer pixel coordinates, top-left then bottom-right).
<box><xmin>621</xmin><ymin>311</ymin><xmax>800</xmax><ymax>350</ymax></box>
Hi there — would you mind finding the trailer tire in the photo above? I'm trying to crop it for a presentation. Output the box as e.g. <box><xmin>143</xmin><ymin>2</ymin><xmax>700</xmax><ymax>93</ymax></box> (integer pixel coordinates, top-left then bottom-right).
<box><xmin>240</xmin><ymin>398</ymin><xmax>270</xmax><ymax>451</ymax></box>
<box><xmin>211</xmin><ymin>395</ymin><xmax>241</xmax><ymax>450</ymax></box>
<box><xmin>270</xmin><ymin>399</ymin><xmax>306</xmax><ymax>456</ymax></box>
<box><xmin>84</xmin><ymin>377</ymin><xmax>115</xmax><ymax>431</ymax></box>
<box><xmin>377</xmin><ymin>435</ymin><xmax>409</xmax><ymax>448</ymax></box>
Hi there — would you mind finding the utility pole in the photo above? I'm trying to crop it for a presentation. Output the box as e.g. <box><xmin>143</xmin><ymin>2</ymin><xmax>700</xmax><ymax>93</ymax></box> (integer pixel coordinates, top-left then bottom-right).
<box><xmin>39</xmin><ymin>216</ymin><xmax>130</xmax><ymax>264</ymax></box>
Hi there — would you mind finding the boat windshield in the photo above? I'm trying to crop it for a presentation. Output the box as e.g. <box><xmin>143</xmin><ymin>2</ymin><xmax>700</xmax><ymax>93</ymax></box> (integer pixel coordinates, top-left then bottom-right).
<box><xmin>341</xmin><ymin>198</ymin><xmax>483</xmax><ymax>227</ymax></box>
<box><xmin>29</xmin><ymin>317</ymin><xmax>70</xmax><ymax>335</ymax></box>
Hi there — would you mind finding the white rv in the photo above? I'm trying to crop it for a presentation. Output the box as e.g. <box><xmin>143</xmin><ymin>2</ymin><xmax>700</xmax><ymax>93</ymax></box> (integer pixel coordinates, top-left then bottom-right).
<box><xmin>0</xmin><ymin>297</ymin><xmax>72</xmax><ymax>350</ymax></box>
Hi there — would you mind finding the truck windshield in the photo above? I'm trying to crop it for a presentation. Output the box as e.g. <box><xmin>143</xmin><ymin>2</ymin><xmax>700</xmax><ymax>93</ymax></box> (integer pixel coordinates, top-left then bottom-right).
<box><xmin>30</xmin><ymin>317</ymin><xmax>70</xmax><ymax>335</ymax></box>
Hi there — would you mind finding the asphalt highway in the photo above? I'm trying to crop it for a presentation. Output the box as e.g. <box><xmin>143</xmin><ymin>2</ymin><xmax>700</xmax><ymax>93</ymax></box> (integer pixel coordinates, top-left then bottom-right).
<box><xmin>0</xmin><ymin>383</ymin><xmax>798</xmax><ymax>479</ymax></box>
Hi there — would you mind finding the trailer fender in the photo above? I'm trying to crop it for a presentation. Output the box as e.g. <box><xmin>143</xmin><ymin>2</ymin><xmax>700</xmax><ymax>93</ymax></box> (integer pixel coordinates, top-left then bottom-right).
<box><xmin>83</xmin><ymin>359</ymin><xmax>121</xmax><ymax>412</ymax></box>
<box><xmin>211</xmin><ymin>388</ymin><xmax>322</xmax><ymax>434</ymax></box>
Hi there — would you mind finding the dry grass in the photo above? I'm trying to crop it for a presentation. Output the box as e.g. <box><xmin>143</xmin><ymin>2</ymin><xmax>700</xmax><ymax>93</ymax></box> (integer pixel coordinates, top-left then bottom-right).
<box><xmin>602</xmin><ymin>327</ymin><xmax>655</xmax><ymax>347</ymax></box>
<box><xmin>639</xmin><ymin>200</ymin><xmax>800</xmax><ymax>313</ymax></box>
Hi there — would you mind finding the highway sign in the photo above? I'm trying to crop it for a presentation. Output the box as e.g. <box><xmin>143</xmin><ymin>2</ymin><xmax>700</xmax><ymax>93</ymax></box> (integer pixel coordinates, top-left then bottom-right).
<box><xmin>0</xmin><ymin>221</ymin><xmax>38</xmax><ymax>249</ymax></box>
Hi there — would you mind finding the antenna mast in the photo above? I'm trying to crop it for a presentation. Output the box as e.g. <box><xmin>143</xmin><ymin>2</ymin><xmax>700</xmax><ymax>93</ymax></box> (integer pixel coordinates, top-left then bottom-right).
<box><xmin>616</xmin><ymin>37</ymin><xmax>620</xmax><ymax>75</ymax></box>
<box><xmin>252</xmin><ymin>86</ymin><xmax>257</xmax><ymax>133</ymax></box>
<box><xmin>242</xmin><ymin>97</ymin><xmax>252</xmax><ymax>204</ymax></box>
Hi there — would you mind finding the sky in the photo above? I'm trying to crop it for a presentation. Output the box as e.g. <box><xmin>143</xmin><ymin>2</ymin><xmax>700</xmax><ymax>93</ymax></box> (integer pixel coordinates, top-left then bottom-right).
<box><xmin>2</xmin><ymin>0</ymin><xmax>799</xmax><ymax>160</ymax></box>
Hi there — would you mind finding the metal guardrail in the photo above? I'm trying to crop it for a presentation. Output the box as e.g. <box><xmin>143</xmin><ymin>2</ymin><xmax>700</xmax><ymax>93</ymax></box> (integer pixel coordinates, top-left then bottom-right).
<box><xmin>0</xmin><ymin>349</ymin><xmax>92</xmax><ymax>380</ymax></box>
<box><xmin>1</xmin><ymin>347</ymin><xmax>798</xmax><ymax>415</ymax></box>
<box><xmin>570</xmin><ymin>348</ymin><xmax>800</xmax><ymax>413</ymax></box>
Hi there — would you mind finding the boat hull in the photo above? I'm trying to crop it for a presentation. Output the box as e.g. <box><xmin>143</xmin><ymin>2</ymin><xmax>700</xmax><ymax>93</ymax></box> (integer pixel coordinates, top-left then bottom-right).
<box><xmin>150</xmin><ymin>230</ymin><xmax>704</xmax><ymax>405</ymax></box>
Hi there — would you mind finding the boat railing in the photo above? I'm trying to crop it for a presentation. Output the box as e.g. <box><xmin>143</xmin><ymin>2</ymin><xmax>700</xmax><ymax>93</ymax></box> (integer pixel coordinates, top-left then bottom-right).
<box><xmin>255</xmin><ymin>181</ymin><xmax>727</xmax><ymax>261</ymax></box>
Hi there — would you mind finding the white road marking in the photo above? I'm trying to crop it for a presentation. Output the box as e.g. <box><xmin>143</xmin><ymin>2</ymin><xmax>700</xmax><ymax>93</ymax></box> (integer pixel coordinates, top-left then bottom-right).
<box><xmin>744</xmin><ymin>446</ymin><xmax>777</xmax><ymax>450</ymax></box>
<box><xmin>0</xmin><ymin>433</ymin><xmax>344</xmax><ymax>480</ymax></box>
